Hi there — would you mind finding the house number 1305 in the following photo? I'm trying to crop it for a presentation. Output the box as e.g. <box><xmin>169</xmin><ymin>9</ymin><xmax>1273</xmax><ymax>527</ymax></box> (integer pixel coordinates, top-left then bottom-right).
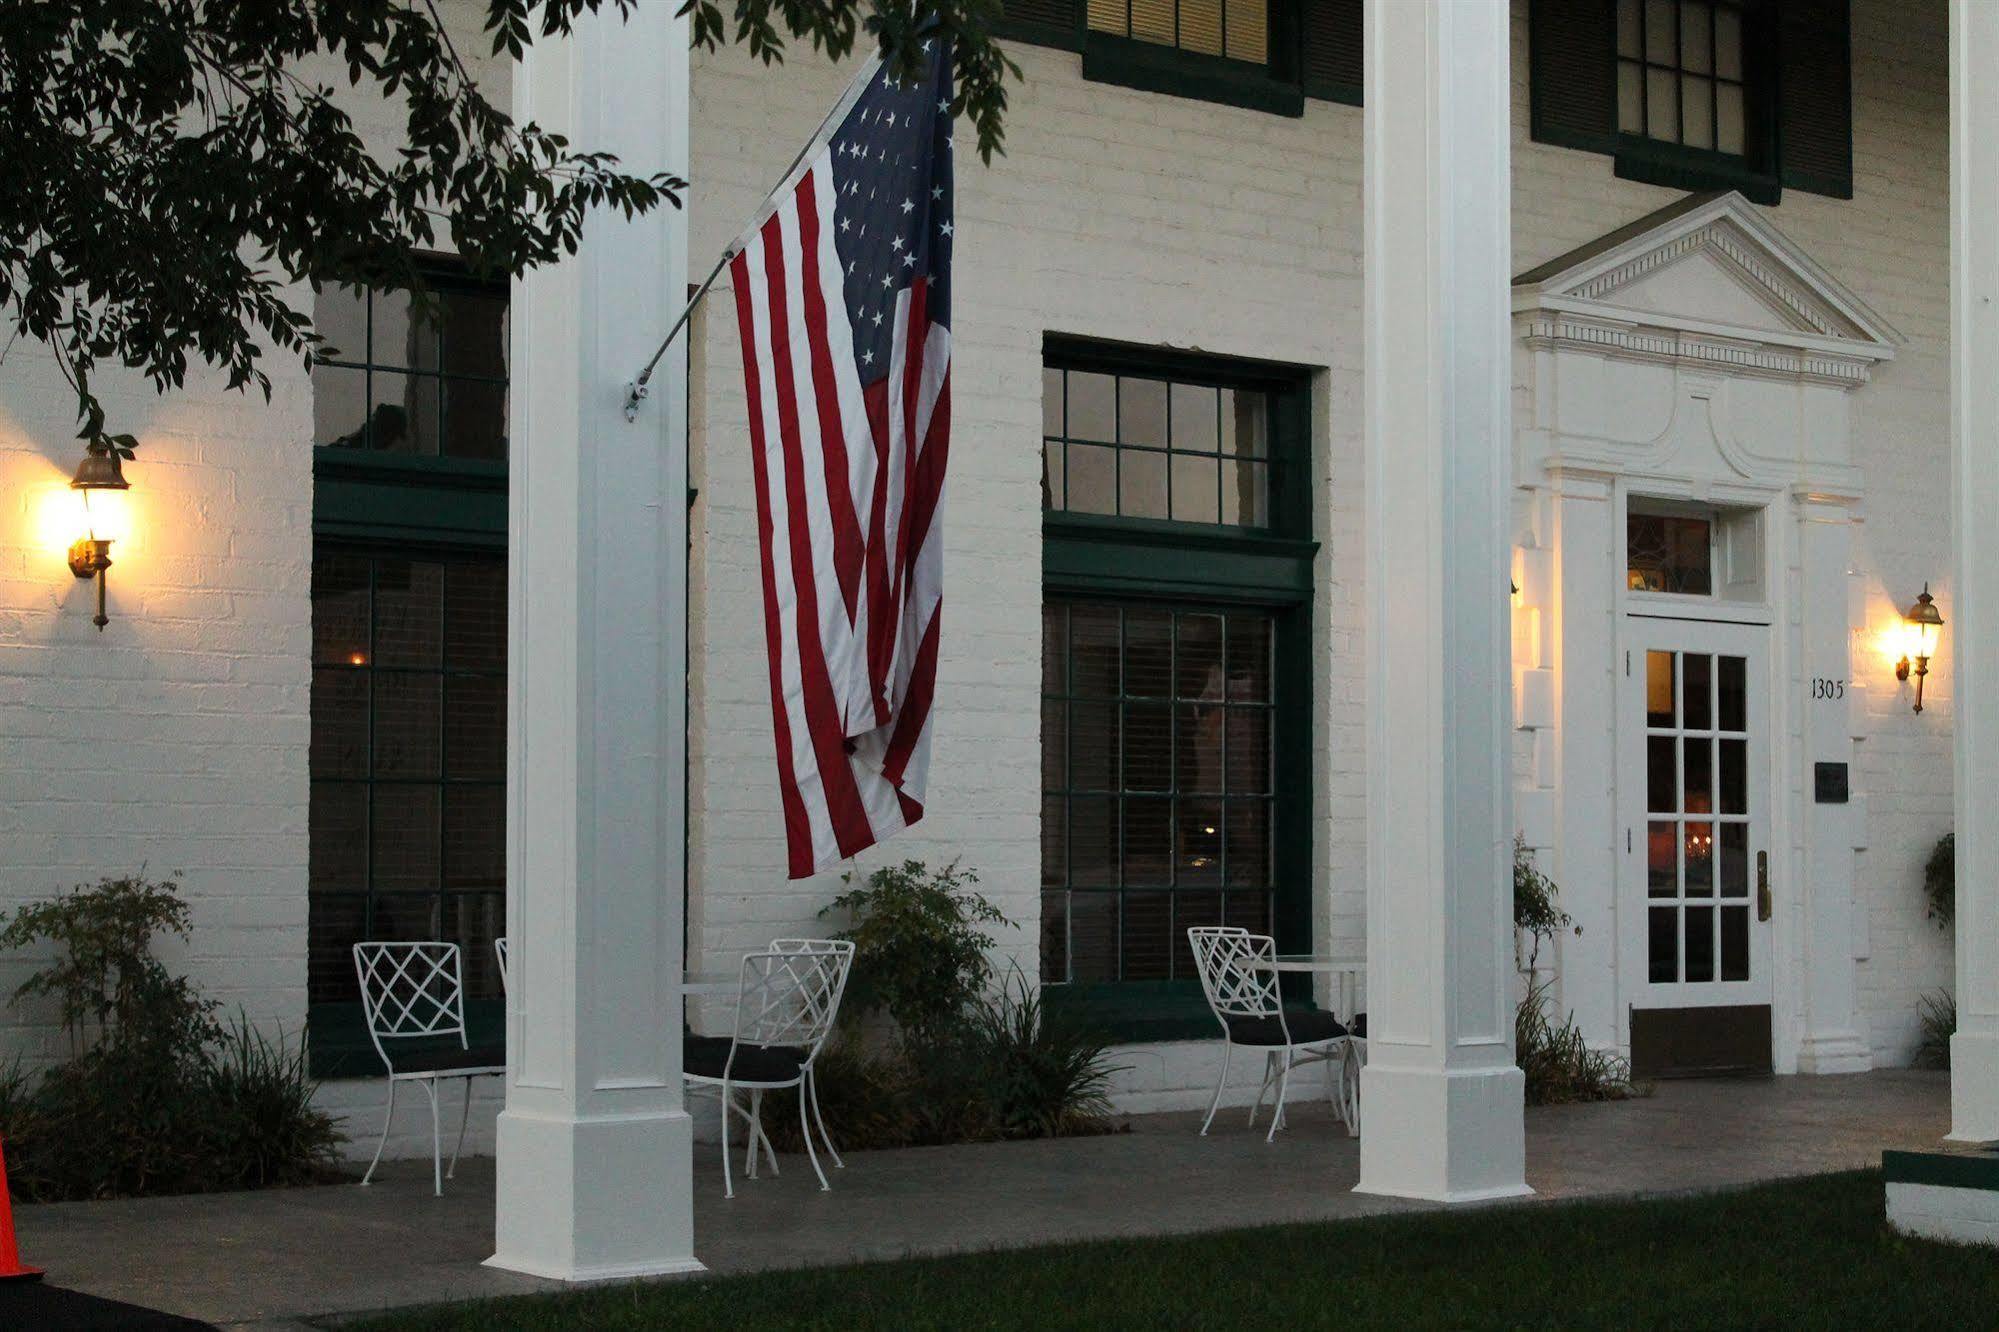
<box><xmin>1812</xmin><ymin>677</ymin><xmax>1846</xmax><ymax>699</ymax></box>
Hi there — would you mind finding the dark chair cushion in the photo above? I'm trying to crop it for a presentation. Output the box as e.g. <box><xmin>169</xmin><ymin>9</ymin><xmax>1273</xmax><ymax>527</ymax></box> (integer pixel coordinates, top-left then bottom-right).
<box><xmin>684</xmin><ymin>1035</ymin><xmax>807</xmax><ymax>1084</ymax></box>
<box><xmin>383</xmin><ymin>1038</ymin><xmax>505</xmax><ymax>1075</ymax></box>
<box><xmin>1224</xmin><ymin>1009</ymin><xmax>1348</xmax><ymax>1047</ymax></box>
<box><xmin>1351</xmin><ymin>1011</ymin><xmax>1367</xmax><ymax>1040</ymax></box>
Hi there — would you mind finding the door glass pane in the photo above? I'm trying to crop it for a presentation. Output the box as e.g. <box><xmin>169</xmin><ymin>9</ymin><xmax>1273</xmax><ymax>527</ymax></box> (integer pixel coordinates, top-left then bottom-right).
<box><xmin>1648</xmin><ymin>822</ymin><xmax>1678</xmax><ymax>897</ymax></box>
<box><xmin>1684</xmin><ymin>822</ymin><xmax>1714</xmax><ymax>896</ymax></box>
<box><xmin>1627</xmin><ymin>513</ymin><xmax>1713</xmax><ymax>594</ymax></box>
<box><xmin>1721</xmin><ymin>905</ymin><xmax>1750</xmax><ymax>981</ymax></box>
<box><xmin>1683</xmin><ymin>737</ymin><xmax>1712</xmax><ymax>813</ymax></box>
<box><xmin>1683</xmin><ymin>654</ymin><xmax>1712</xmax><ymax>730</ymax></box>
<box><xmin>1649</xmin><ymin>907</ymin><xmax>1678</xmax><ymax>983</ymax></box>
<box><xmin>1719</xmin><ymin>738</ymin><xmax>1746</xmax><ymax>814</ymax></box>
<box><xmin>1719</xmin><ymin>823</ymin><xmax>1749</xmax><ymax>898</ymax></box>
<box><xmin>1648</xmin><ymin>737</ymin><xmax>1677</xmax><ymax>813</ymax></box>
<box><xmin>1718</xmin><ymin>656</ymin><xmax>1747</xmax><ymax>731</ymax></box>
<box><xmin>1646</xmin><ymin>651</ymin><xmax>1676</xmax><ymax>727</ymax></box>
<box><xmin>1684</xmin><ymin>905</ymin><xmax>1715</xmax><ymax>982</ymax></box>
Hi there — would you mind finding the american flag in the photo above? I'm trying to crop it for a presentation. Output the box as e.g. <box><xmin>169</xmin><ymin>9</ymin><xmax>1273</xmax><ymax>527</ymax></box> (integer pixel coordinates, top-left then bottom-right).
<box><xmin>728</xmin><ymin>43</ymin><xmax>954</xmax><ymax>879</ymax></box>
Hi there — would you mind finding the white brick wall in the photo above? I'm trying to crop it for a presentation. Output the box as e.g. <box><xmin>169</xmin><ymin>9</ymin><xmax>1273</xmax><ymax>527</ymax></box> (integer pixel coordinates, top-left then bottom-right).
<box><xmin>0</xmin><ymin>0</ymin><xmax>1958</xmax><ymax>1153</ymax></box>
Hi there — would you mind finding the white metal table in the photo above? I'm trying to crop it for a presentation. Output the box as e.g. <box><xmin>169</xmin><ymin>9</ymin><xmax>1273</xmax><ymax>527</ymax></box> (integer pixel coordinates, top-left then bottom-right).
<box><xmin>680</xmin><ymin>971</ymin><xmax>739</xmax><ymax>997</ymax></box>
<box><xmin>1251</xmin><ymin>953</ymin><xmax>1366</xmax><ymax>1135</ymax></box>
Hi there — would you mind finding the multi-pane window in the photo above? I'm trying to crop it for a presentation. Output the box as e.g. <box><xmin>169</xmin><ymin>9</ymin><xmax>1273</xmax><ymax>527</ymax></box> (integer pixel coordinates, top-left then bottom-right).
<box><xmin>1085</xmin><ymin>0</ymin><xmax>1269</xmax><ymax>65</ymax></box>
<box><xmin>312</xmin><ymin>276</ymin><xmax>509</xmax><ymax>461</ymax></box>
<box><xmin>1615</xmin><ymin>0</ymin><xmax>1747</xmax><ymax>157</ymax></box>
<box><xmin>308</xmin><ymin>548</ymin><xmax>508</xmax><ymax>1011</ymax></box>
<box><xmin>1042</xmin><ymin>366</ymin><xmax>1270</xmax><ymax>527</ymax></box>
<box><xmin>1644</xmin><ymin>649</ymin><xmax>1751</xmax><ymax>984</ymax></box>
<box><xmin>1042</xmin><ymin>601</ymin><xmax>1276</xmax><ymax>984</ymax></box>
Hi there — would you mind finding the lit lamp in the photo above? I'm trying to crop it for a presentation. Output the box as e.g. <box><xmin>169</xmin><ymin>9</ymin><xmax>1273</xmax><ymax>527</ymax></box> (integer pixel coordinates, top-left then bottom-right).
<box><xmin>66</xmin><ymin>451</ymin><xmax>130</xmax><ymax>631</ymax></box>
<box><xmin>1895</xmin><ymin>584</ymin><xmax>1944</xmax><ymax>714</ymax></box>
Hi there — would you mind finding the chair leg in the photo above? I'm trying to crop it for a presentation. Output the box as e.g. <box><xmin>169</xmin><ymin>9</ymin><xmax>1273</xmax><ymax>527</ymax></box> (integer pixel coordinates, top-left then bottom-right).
<box><xmin>361</xmin><ymin>1079</ymin><xmax>397</xmax><ymax>1187</ymax></box>
<box><xmin>807</xmin><ymin>1068</ymin><xmax>843</xmax><ymax>1169</ymax></box>
<box><xmin>721</xmin><ymin>1082</ymin><xmax>735</xmax><ymax>1200</ymax></box>
<box><xmin>754</xmin><ymin>1110</ymin><xmax>781</xmax><ymax>1178</ymax></box>
<box><xmin>1341</xmin><ymin>1040</ymin><xmax>1364</xmax><ymax>1138</ymax></box>
<box><xmin>799</xmin><ymin>1082</ymin><xmax>830</xmax><ymax>1191</ymax></box>
<box><xmin>1266</xmin><ymin>1059</ymin><xmax>1292</xmax><ymax>1143</ymax></box>
<box><xmin>1200</xmin><ymin>1042</ymin><xmax>1233</xmax><ymax>1136</ymax></box>
<box><xmin>746</xmin><ymin>1090</ymin><xmax>763</xmax><ymax>1179</ymax></box>
<box><xmin>1248</xmin><ymin>1052</ymin><xmax>1278</xmax><ymax>1128</ymax></box>
<box><xmin>448</xmin><ymin>1077</ymin><xmax>474</xmax><ymax>1180</ymax></box>
<box><xmin>418</xmin><ymin>1079</ymin><xmax>442</xmax><ymax>1195</ymax></box>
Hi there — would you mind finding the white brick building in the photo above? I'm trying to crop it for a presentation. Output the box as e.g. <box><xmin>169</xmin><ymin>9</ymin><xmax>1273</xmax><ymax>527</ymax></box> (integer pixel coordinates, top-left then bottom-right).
<box><xmin>0</xmin><ymin>0</ymin><xmax>1973</xmax><ymax>1205</ymax></box>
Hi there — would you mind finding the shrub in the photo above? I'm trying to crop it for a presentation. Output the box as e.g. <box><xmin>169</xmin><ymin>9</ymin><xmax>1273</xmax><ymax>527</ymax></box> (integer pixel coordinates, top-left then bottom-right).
<box><xmin>917</xmin><ymin>976</ymin><xmax>1120</xmax><ymax>1142</ymax></box>
<box><xmin>1916</xmin><ymin>990</ymin><xmax>1956</xmax><ymax>1070</ymax></box>
<box><xmin>1514</xmin><ymin>836</ymin><xmax>1576</xmax><ymax>970</ymax></box>
<box><xmin>1516</xmin><ymin>975</ymin><xmax>1637</xmax><ymax>1106</ymax></box>
<box><xmin>0</xmin><ymin>874</ymin><xmax>340</xmax><ymax>1201</ymax></box>
<box><xmin>821</xmin><ymin>860</ymin><xmax>1009</xmax><ymax>1040</ymax></box>
<box><xmin>1926</xmin><ymin>833</ymin><xmax>1955</xmax><ymax>929</ymax></box>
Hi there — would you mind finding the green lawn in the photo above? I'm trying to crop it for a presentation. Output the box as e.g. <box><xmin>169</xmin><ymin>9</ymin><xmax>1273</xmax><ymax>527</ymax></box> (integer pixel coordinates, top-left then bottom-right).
<box><xmin>355</xmin><ymin>1171</ymin><xmax>1997</xmax><ymax>1330</ymax></box>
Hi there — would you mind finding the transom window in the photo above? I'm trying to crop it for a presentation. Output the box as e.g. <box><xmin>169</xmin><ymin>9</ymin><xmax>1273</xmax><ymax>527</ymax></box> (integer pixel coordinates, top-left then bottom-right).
<box><xmin>1644</xmin><ymin>649</ymin><xmax>1751</xmax><ymax>984</ymax></box>
<box><xmin>1042</xmin><ymin>365</ymin><xmax>1270</xmax><ymax>527</ymax></box>
<box><xmin>313</xmin><ymin>274</ymin><xmax>508</xmax><ymax>461</ymax></box>
<box><xmin>1616</xmin><ymin>0</ymin><xmax>1747</xmax><ymax>157</ymax></box>
<box><xmin>1042</xmin><ymin>601</ymin><xmax>1275</xmax><ymax>984</ymax></box>
<box><xmin>1627</xmin><ymin>510</ymin><xmax>1714</xmax><ymax>595</ymax></box>
<box><xmin>1085</xmin><ymin>0</ymin><xmax>1269</xmax><ymax>65</ymax></box>
<box><xmin>308</xmin><ymin>547</ymin><xmax>508</xmax><ymax>1023</ymax></box>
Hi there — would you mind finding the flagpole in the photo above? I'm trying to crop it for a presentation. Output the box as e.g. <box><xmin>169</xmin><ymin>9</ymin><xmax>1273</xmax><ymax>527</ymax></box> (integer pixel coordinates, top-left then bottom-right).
<box><xmin>623</xmin><ymin>55</ymin><xmax>885</xmax><ymax>421</ymax></box>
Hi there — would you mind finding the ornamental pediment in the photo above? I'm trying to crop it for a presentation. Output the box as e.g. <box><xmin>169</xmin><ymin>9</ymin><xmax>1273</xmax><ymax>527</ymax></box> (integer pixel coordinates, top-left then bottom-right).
<box><xmin>1512</xmin><ymin>191</ymin><xmax>1898</xmax><ymax>385</ymax></box>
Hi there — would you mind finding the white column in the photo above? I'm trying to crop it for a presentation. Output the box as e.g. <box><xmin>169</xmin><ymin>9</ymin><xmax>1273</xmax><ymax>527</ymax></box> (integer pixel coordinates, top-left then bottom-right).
<box><xmin>1356</xmin><ymin>0</ymin><xmax>1528</xmax><ymax>1201</ymax></box>
<box><xmin>1950</xmin><ymin>0</ymin><xmax>1999</xmax><ymax>1142</ymax></box>
<box><xmin>487</xmin><ymin>2</ymin><xmax>700</xmax><ymax>1279</ymax></box>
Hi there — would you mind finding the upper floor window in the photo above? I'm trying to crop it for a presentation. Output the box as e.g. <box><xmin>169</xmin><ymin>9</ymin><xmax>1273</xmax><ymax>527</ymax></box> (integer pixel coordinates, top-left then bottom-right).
<box><xmin>1530</xmin><ymin>0</ymin><xmax>1854</xmax><ymax>203</ymax></box>
<box><xmin>1085</xmin><ymin>0</ymin><xmax>1269</xmax><ymax>66</ymax></box>
<box><xmin>1617</xmin><ymin>0</ymin><xmax>1748</xmax><ymax>158</ymax></box>
<box><xmin>312</xmin><ymin>267</ymin><xmax>509</xmax><ymax>462</ymax></box>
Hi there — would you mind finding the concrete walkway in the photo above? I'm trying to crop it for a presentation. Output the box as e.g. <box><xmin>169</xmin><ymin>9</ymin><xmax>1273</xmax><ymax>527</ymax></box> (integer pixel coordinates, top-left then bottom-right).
<box><xmin>11</xmin><ymin>1070</ymin><xmax>1949</xmax><ymax>1329</ymax></box>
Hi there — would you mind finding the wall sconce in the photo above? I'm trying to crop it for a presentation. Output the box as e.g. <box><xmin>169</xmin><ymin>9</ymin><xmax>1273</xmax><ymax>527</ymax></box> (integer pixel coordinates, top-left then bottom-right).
<box><xmin>1895</xmin><ymin>584</ymin><xmax>1943</xmax><ymax>714</ymax></box>
<box><xmin>66</xmin><ymin>451</ymin><xmax>130</xmax><ymax>631</ymax></box>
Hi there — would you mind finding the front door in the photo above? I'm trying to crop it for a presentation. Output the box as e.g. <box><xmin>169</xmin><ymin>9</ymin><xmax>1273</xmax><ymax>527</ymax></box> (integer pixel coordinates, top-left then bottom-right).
<box><xmin>1620</xmin><ymin>619</ymin><xmax>1772</xmax><ymax>1077</ymax></box>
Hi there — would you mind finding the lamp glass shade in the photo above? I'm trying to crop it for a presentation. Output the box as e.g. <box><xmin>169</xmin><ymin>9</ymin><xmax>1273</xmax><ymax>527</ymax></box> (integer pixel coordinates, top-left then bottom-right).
<box><xmin>1907</xmin><ymin>585</ymin><xmax>1943</xmax><ymax>659</ymax></box>
<box><xmin>76</xmin><ymin>486</ymin><xmax>129</xmax><ymax>545</ymax></box>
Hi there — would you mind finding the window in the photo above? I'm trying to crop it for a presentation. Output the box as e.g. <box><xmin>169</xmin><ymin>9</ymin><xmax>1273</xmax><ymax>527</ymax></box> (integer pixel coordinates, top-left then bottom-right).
<box><xmin>1529</xmin><ymin>0</ymin><xmax>1854</xmax><ymax>203</ymax></box>
<box><xmin>1627</xmin><ymin>511</ymin><xmax>1713</xmax><ymax>594</ymax></box>
<box><xmin>1616</xmin><ymin>0</ymin><xmax>1747</xmax><ymax>157</ymax></box>
<box><xmin>1000</xmin><ymin>0</ymin><xmax>1362</xmax><ymax>114</ymax></box>
<box><xmin>307</xmin><ymin>261</ymin><xmax>509</xmax><ymax>1075</ymax></box>
<box><xmin>1039</xmin><ymin>339</ymin><xmax>1315</xmax><ymax>1037</ymax></box>
<box><xmin>1042</xmin><ymin>602</ymin><xmax>1277</xmax><ymax>986</ymax></box>
<box><xmin>313</xmin><ymin>276</ymin><xmax>508</xmax><ymax>460</ymax></box>
<box><xmin>1085</xmin><ymin>0</ymin><xmax>1269</xmax><ymax>65</ymax></box>
<box><xmin>1042</xmin><ymin>365</ymin><xmax>1270</xmax><ymax>527</ymax></box>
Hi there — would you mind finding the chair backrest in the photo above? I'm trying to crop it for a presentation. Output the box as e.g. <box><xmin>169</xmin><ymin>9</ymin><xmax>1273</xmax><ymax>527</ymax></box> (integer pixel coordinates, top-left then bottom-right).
<box><xmin>353</xmin><ymin>942</ymin><xmax>471</xmax><ymax>1068</ymax></box>
<box><xmin>731</xmin><ymin>943</ymin><xmax>855</xmax><ymax>1059</ymax></box>
<box><xmin>1187</xmin><ymin>927</ymin><xmax>1280</xmax><ymax>1021</ymax></box>
<box><xmin>494</xmin><ymin>936</ymin><xmax>509</xmax><ymax>995</ymax></box>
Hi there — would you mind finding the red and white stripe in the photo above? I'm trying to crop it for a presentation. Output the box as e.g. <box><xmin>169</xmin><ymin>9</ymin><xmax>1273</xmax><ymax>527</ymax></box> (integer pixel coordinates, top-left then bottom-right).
<box><xmin>730</xmin><ymin>146</ymin><xmax>951</xmax><ymax>879</ymax></box>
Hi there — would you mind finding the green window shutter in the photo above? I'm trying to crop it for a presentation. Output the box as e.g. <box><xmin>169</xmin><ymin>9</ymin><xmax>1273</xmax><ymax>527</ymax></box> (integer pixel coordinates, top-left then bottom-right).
<box><xmin>1300</xmin><ymin>0</ymin><xmax>1361</xmax><ymax>105</ymax></box>
<box><xmin>1000</xmin><ymin>0</ymin><xmax>1083</xmax><ymax>49</ymax></box>
<box><xmin>1529</xmin><ymin>0</ymin><xmax>1618</xmax><ymax>154</ymax></box>
<box><xmin>1777</xmin><ymin>0</ymin><xmax>1853</xmax><ymax>199</ymax></box>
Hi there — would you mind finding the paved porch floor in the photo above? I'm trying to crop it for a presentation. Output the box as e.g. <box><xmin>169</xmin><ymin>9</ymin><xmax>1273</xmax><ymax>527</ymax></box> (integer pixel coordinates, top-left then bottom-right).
<box><xmin>11</xmin><ymin>1069</ymin><xmax>1949</xmax><ymax>1329</ymax></box>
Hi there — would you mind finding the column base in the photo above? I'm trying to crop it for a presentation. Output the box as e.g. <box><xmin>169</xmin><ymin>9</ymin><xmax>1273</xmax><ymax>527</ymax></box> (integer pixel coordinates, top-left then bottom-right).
<box><xmin>1354</xmin><ymin>1061</ymin><xmax>1531</xmax><ymax>1202</ymax></box>
<box><xmin>1795</xmin><ymin>1031</ymin><xmax>1873</xmax><ymax>1076</ymax></box>
<box><xmin>1949</xmin><ymin>1031</ymin><xmax>1999</xmax><ymax>1144</ymax></box>
<box><xmin>488</xmin><ymin>1103</ymin><xmax>703</xmax><ymax>1282</ymax></box>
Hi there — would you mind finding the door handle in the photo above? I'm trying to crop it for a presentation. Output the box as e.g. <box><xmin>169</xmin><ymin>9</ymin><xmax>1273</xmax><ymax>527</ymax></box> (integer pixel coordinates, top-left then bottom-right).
<box><xmin>1756</xmin><ymin>850</ymin><xmax>1771</xmax><ymax>922</ymax></box>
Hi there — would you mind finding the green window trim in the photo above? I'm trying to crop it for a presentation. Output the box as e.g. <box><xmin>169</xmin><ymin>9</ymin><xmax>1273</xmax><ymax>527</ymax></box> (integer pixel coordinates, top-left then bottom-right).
<box><xmin>1040</xmin><ymin>339</ymin><xmax>1318</xmax><ymax>1042</ymax></box>
<box><xmin>1081</xmin><ymin>33</ymin><xmax>1305</xmax><ymax>118</ymax></box>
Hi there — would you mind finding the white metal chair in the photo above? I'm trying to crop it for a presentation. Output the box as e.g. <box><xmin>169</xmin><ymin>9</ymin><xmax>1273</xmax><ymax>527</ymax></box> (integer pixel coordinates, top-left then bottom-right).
<box><xmin>494</xmin><ymin>936</ymin><xmax>509</xmax><ymax>995</ymax></box>
<box><xmin>1187</xmin><ymin>927</ymin><xmax>1357</xmax><ymax>1142</ymax></box>
<box><xmin>767</xmin><ymin>938</ymin><xmax>852</xmax><ymax>1173</ymax></box>
<box><xmin>683</xmin><ymin>942</ymin><xmax>855</xmax><ymax>1198</ymax></box>
<box><xmin>352</xmin><ymin>941</ymin><xmax>506</xmax><ymax>1195</ymax></box>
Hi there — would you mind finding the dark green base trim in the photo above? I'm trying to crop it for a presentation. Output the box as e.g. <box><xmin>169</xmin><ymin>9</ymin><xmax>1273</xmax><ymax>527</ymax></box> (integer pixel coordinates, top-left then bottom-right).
<box><xmin>1613</xmin><ymin>145</ymin><xmax>1782</xmax><ymax>207</ymax></box>
<box><xmin>1884</xmin><ymin>1148</ymin><xmax>1999</xmax><ymax>1192</ymax></box>
<box><xmin>1081</xmin><ymin>37</ymin><xmax>1303</xmax><ymax>118</ymax></box>
<box><xmin>1045</xmin><ymin>981</ymin><xmax>1322</xmax><ymax>1045</ymax></box>
<box><xmin>313</xmin><ymin>449</ymin><xmax>508</xmax><ymax>549</ymax></box>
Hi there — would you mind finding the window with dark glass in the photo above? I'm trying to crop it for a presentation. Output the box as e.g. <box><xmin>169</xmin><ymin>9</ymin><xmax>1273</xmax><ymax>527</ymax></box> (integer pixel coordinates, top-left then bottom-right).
<box><xmin>307</xmin><ymin>260</ymin><xmax>509</xmax><ymax>1074</ymax></box>
<box><xmin>1627</xmin><ymin>510</ymin><xmax>1714</xmax><ymax>595</ymax></box>
<box><xmin>1039</xmin><ymin>339</ymin><xmax>1314</xmax><ymax>1035</ymax></box>
<box><xmin>1085</xmin><ymin>0</ymin><xmax>1269</xmax><ymax>66</ymax></box>
<box><xmin>1616</xmin><ymin>0</ymin><xmax>1747</xmax><ymax>157</ymax></box>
